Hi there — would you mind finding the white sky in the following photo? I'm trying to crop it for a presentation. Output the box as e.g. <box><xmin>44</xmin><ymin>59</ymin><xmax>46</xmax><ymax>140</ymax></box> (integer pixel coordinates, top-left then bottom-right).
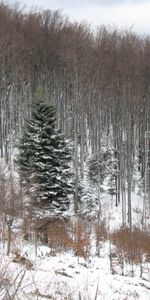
<box><xmin>8</xmin><ymin>0</ymin><xmax>150</xmax><ymax>35</ymax></box>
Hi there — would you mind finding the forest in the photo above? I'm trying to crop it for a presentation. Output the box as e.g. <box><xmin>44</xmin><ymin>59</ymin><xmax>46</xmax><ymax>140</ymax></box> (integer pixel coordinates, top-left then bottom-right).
<box><xmin>0</xmin><ymin>2</ymin><xmax>150</xmax><ymax>224</ymax></box>
<box><xmin>0</xmin><ymin>3</ymin><xmax>149</xmax><ymax>299</ymax></box>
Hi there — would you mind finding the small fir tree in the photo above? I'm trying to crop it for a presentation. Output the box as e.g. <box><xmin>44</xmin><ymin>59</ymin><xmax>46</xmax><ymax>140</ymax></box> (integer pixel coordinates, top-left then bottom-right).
<box><xmin>88</xmin><ymin>150</ymin><xmax>111</xmax><ymax>186</ymax></box>
<box><xmin>17</xmin><ymin>101</ymin><xmax>73</xmax><ymax>212</ymax></box>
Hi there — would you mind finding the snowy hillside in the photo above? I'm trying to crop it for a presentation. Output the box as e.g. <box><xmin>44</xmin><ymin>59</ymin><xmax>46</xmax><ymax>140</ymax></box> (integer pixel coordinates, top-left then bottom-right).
<box><xmin>0</xmin><ymin>232</ymin><xmax>149</xmax><ymax>299</ymax></box>
<box><xmin>0</xmin><ymin>3</ymin><xmax>150</xmax><ymax>299</ymax></box>
<box><xmin>0</xmin><ymin>183</ymin><xmax>149</xmax><ymax>300</ymax></box>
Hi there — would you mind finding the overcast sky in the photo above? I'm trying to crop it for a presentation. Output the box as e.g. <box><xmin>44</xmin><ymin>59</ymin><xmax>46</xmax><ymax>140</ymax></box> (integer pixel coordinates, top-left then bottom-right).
<box><xmin>8</xmin><ymin>0</ymin><xmax>150</xmax><ymax>35</ymax></box>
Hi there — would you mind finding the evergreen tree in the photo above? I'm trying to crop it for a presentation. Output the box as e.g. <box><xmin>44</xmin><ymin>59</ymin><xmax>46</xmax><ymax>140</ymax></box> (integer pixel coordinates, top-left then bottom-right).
<box><xmin>88</xmin><ymin>150</ymin><xmax>109</xmax><ymax>186</ymax></box>
<box><xmin>17</xmin><ymin>101</ymin><xmax>73</xmax><ymax>212</ymax></box>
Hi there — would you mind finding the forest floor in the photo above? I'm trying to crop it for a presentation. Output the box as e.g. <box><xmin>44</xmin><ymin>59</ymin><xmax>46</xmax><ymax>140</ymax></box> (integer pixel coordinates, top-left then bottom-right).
<box><xmin>0</xmin><ymin>189</ymin><xmax>149</xmax><ymax>300</ymax></box>
<box><xmin>0</xmin><ymin>238</ymin><xmax>149</xmax><ymax>300</ymax></box>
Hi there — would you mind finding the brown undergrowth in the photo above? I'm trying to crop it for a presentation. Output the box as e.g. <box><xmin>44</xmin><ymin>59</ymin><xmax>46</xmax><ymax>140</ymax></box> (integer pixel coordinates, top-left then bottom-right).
<box><xmin>110</xmin><ymin>227</ymin><xmax>150</xmax><ymax>277</ymax></box>
<box><xmin>22</xmin><ymin>216</ymin><xmax>108</xmax><ymax>261</ymax></box>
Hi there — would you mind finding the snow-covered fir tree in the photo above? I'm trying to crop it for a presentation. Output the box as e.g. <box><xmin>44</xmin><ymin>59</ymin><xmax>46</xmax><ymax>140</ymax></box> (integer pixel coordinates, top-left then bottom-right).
<box><xmin>17</xmin><ymin>100</ymin><xmax>73</xmax><ymax>212</ymax></box>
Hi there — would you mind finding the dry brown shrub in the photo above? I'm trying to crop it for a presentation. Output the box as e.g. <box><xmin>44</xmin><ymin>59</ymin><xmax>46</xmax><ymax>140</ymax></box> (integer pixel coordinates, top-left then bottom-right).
<box><xmin>95</xmin><ymin>220</ymin><xmax>108</xmax><ymax>256</ymax></box>
<box><xmin>41</xmin><ymin>217</ymin><xmax>73</xmax><ymax>253</ymax></box>
<box><xmin>30</xmin><ymin>217</ymin><xmax>93</xmax><ymax>259</ymax></box>
<box><xmin>95</xmin><ymin>220</ymin><xmax>108</xmax><ymax>242</ymax></box>
<box><xmin>72</xmin><ymin>218</ymin><xmax>91</xmax><ymax>261</ymax></box>
<box><xmin>111</xmin><ymin>227</ymin><xmax>150</xmax><ymax>264</ymax></box>
<box><xmin>142</xmin><ymin>231</ymin><xmax>150</xmax><ymax>262</ymax></box>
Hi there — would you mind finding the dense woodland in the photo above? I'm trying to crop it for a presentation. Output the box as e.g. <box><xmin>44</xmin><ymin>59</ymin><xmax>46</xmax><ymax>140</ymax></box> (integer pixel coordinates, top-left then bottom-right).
<box><xmin>0</xmin><ymin>2</ymin><xmax>150</xmax><ymax>230</ymax></box>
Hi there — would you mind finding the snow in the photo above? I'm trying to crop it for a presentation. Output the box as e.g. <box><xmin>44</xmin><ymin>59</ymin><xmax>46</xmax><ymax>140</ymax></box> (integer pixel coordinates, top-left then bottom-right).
<box><xmin>0</xmin><ymin>179</ymin><xmax>149</xmax><ymax>300</ymax></box>
<box><xmin>0</xmin><ymin>239</ymin><xmax>149</xmax><ymax>300</ymax></box>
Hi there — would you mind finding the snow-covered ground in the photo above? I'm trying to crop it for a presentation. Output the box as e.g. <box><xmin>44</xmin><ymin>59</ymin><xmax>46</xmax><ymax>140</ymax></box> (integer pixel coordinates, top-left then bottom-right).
<box><xmin>0</xmin><ymin>239</ymin><xmax>149</xmax><ymax>300</ymax></box>
<box><xmin>0</xmin><ymin>189</ymin><xmax>149</xmax><ymax>300</ymax></box>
